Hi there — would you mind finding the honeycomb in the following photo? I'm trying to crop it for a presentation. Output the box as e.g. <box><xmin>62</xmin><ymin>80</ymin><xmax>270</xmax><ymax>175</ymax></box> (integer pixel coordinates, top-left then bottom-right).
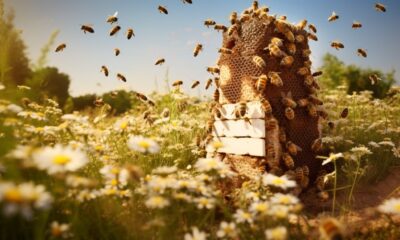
<box><xmin>210</xmin><ymin>3</ymin><xmax>324</xmax><ymax>192</ymax></box>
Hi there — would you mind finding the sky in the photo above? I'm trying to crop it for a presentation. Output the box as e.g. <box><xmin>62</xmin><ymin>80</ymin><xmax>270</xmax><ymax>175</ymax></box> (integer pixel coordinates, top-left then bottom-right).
<box><xmin>4</xmin><ymin>0</ymin><xmax>400</xmax><ymax>97</ymax></box>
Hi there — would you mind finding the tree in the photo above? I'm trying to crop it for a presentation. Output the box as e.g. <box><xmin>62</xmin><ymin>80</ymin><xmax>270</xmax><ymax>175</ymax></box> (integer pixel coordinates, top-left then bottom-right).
<box><xmin>318</xmin><ymin>53</ymin><xmax>346</xmax><ymax>89</ymax></box>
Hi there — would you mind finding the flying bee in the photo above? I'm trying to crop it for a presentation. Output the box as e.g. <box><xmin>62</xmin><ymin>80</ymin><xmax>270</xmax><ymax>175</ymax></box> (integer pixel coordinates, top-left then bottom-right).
<box><xmin>101</xmin><ymin>66</ymin><xmax>109</xmax><ymax>77</ymax></box>
<box><xmin>172</xmin><ymin>80</ymin><xmax>183</xmax><ymax>87</ymax></box>
<box><xmin>135</xmin><ymin>92</ymin><xmax>148</xmax><ymax>102</ymax></box>
<box><xmin>214</xmin><ymin>77</ymin><xmax>220</xmax><ymax>88</ymax></box>
<box><xmin>286</xmin><ymin>141</ymin><xmax>302</xmax><ymax>156</ymax></box>
<box><xmin>266</xmin><ymin>118</ymin><xmax>278</xmax><ymax>130</ymax></box>
<box><xmin>308</xmin><ymin>24</ymin><xmax>317</xmax><ymax>33</ymax></box>
<box><xmin>260</xmin><ymin>97</ymin><xmax>273</xmax><ymax>116</ymax></box>
<box><xmin>311</xmin><ymin>138</ymin><xmax>322</xmax><ymax>152</ymax></box>
<box><xmin>268</xmin><ymin>71</ymin><xmax>283</xmax><ymax>87</ymax></box>
<box><xmin>271</xmin><ymin>37</ymin><xmax>284</xmax><ymax>47</ymax></box>
<box><xmin>297</xmin><ymin>67</ymin><xmax>309</xmax><ymax>76</ymax></box>
<box><xmin>307</xmin><ymin>33</ymin><xmax>318</xmax><ymax>41</ymax></box>
<box><xmin>282</xmin><ymin>153</ymin><xmax>295</xmax><ymax>169</ymax></box>
<box><xmin>81</xmin><ymin>25</ymin><xmax>94</xmax><ymax>34</ymax></box>
<box><xmin>218</xmin><ymin>47</ymin><xmax>233</xmax><ymax>54</ymax></box>
<box><xmin>205</xmin><ymin>78</ymin><xmax>213</xmax><ymax>90</ymax></box>
<box><xmin>296</xmin><ymin>19</ymin><xmax>307</xmax><ymax>30</ymax></box>
<box><xmin>255</xmin><ymin>74</ymin><xmax>268</xmax><ymax>92</ymax></box>
<box><xmin>227</xmin><ymin>24</ymin><xmax>239</xmax><ymax>36</ymax></box>
<box><xmin>117</xmin><ymin>73</ymin><xmax>126</xmax><ymax>82</ymax></box>
<box><xmin>296</xmin><ymin>34</ymin><xmax>305</xmax><ymax>43</ymax></box>
<box><xmin>302</xmin><ymin>49</ymin><xmax>311</xmax><ymax>58</ymax></box>
<box><xmin>340</xmin><ymin>108</ymin><xmax>349</xmax><ymax>118</ymax></box>
<box><xmin>55</xmin><ymin>43</ymin><xmax>66</xmax><ymax>52</ymax></box>
<box><xmin>302</xmin><ymin>165</ymin><xmax>310</xmax><ymax>176</ymax></box>
<box><xmin>319</xmin><ymin>218</ymin><xmax>345</xmax><ymax>240</ymax></box>
<box><xmin>284</xmin><ymin>30</ymin><xmax>295</xmax><ymax>43</ymax></box>
<box><xmin>207</xmin><ymin>67</ymin><xmax>220</xmax><ymax>75</ymax></box>
<box><xmin>109</xmin><ymin>25</ymin><xmax>121</xmax><ymax>36</ymax></box>
<box><xmin>158</xmin><ymin>5</ymin><xmax>168</xmax><ymax>14</ymax></box>
<box><xmin>94</xmin><ymin>98</ymin><xmax>104</xmax><ymax>107</ymax></box>
<box><xmin>297</xmin><ymin>98</ymin><xmax>309</xmax><ymax>107</ymax></box>
<box><xmin>331</xmin><ymin>41</ymin><xmax>344</xmax><ymax>50</ymax></box>
<box><xmin>266</xmin><ymin>44</ymin><xmax>286</xmax><ymax>58</ymax></box>
<box><xmin>295</xmin><ymin>167</ymin><xmax>304</xmax><ymax>182</ymax></box>
<box><xmin>328</xmin><ymin>11</ymin><xmax>339</xmax><ymax>22</ymax></box>
<box><xmin>214</xmin><ymin>24</ymin><xmax>227</xmax><ymax>32</ymax></box>
<box><xmin>213</xmin><ymin>88</ymin><xmax>220</xmax><ymax>102</ymax></box>
<box><xmin>375</xmin><ymin>3</ymin><xmax>386</xmax><ymax>12</ymax></box>
<box><xmin>106</xmin><ymin>11</ymin><xmax>118</xmax><ymax>24</ymax></box>
<box><xmin>280</xmin><ymin>56</ymin><xmax>294</xmax><ymax>67</ymax></box>
<box><xmin>304</xmin><ymin>75</ymin><xmax>314</xmax><ymax>87</ymax></box>
<box><xmin>252</xmin><ymin>0</ymin><xmax>259</xmax><ymax>11</ymax></box>
<box><xmin>357</xmin><ymin>48</ymin><xmax>367</xmax><ymax>58</ymax></box>
<box><xmin>193</xmin><ymin>44</ymin><xmax>203</xmax><ymax>57</ymax></box>
<box><xmin>191</xmin><ymin>80</ymin><xmax>200</xmax><ymax>89</ymax></box>
<box><xmin>312</xmin><ymin>71</ymin><xmax>323</xmax><ymax>77</ymax></box>
<box><xmin>114</xmin><ymin>48</ymin><xmax>120</xmax><ymax>56</ymax></box>
<box><xmin>230</xmin><ymin>12</ymin><xmax>238</xmax><ymax>24</ymax></box>
<box><xmin>126</xmin><ymin>28</ymin><xmax>135</xmax><ymax>39</ymax></box>
<box><xmin>204</xmin><ymin>19</ymin><xmax>216</xmax><ymax>27</ymax></box>
<box><xmin>369</xmin><ymin>74</ymin><xmax>381</xmax><ymax>85</ymax></box>
<box><xmin>285</xmin><ymin>107</ymin><xmax>295</xmax><ymax>120</ymax></box>
<box><xmin>155</xmin><ymin>58</ymin><xmax>165</xmax><ymax>66</ymax></box>
<box><xmin>182</xmin><ymin>0</ymin><xmax>192</xmax><ymax>4</ymax></box>
<box><xmin>352</xmin><ymin>21</ymin><xmax>362</xmax><ymax>29</ymax></box>
<box><xmin>161</xmin><ymin>108</ymin><xmax>170</xmax><ymax>118</ymax></box>
<box><xmin>279</xmin><ymin>128</ymin><xmax>286</xmax><ymax>143</ymax></box>
<box><xmin>281</xmin><ymin>91</ymin><xmax>297</xmax><ymax>108</ymax></box>
<box><xmin>252</xmin><ymin>56</ymin><xmax>266</xmax><ymax>68</ymax></box>
<box><xmin>286</xmin><ymin>43</ymin><xmax>296</xmax><ymax>55</ymax></box>
<box><xmin>307</xmin><ymin>103</ymin><xmax>318</xmax><ymax>117</ymax></box>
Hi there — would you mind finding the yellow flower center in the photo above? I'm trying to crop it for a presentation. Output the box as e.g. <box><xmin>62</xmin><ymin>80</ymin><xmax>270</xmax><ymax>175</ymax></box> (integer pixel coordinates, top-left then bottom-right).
<box><xmin>272</xmin><ymin>178</ymin><xmax>285</xmax><ymax>185</ymax></box>
<box><xmin>105</xmin><ymin>188</ymin><xmax>117</xmax><ymax>195</ymax></box>
<box><xmin>53</xmin><ymin>154</ymin><xmax>71</xmax><ymax>165</ymax></box>
<box><xmin>119</xmin><ymin>121</ymin><xmax>128</xmax><ymax>129</ymax></box>
<box><xmin>111</xmin><ymin>168</ymin><xmax>120</xmax><ymax>174</ymax></box>
<box><xmin>280</xmin><ymin>196</ymin><xmax>290</xmax><ymax>204</ymax></box>
<box><xmin>212</xmin><ymin>141</ymin><xmax>223</xmax><ymax>149</ymax></box>
<box><xmin>395</xmin><ymin>203</ymin><xmax>400</xmax><ymax>212</ymax></box>
<box><xmin>255</xmin><ymin>203</ymin><xmax>268</xmax><ymax>213</ymax></box>
<box><xmin>110</xmin><ymin>179</ymin><xmax>118</xmax><ymax>186</ymax></box>
<box><xmin>152</xmin><ymin>196</ymin><xmax>164</xmax><ymax>205</ymax></box>
<box><xmin>207</xmin><ymin>160</ymin><xmax>218</xmax><ymax>168</ymax></box>
<box><xmin>138</xmin><ymin>140</ymin><xmax>150</xmax><ymax>149</ymax></box>
<box><xmin>4</xmin><ymin>188</ymin><xmax>22</xmax><ymax>203</ymax></box>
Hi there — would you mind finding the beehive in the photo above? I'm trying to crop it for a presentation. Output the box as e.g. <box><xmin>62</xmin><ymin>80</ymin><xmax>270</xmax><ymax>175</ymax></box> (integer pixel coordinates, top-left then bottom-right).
<box><xmin>206</xmin><ymin>2</ymin><xmax>325</xmax><ymax>192</ymax></box>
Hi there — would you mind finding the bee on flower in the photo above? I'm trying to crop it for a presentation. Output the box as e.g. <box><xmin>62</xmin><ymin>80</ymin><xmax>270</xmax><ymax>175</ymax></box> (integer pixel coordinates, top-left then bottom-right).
<box><xmin>127</xmin><ymin>135</ymin><xmax>160</xmax><ymax>154</ymax></box>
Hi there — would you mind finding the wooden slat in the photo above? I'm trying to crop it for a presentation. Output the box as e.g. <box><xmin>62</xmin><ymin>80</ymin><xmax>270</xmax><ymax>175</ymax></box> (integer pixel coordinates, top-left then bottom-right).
<box><xmin>213</xmin><ymin>119</ymin><xmax>265</xmax><ymax>138</ymax></box>
<box><xmin>214</xmin><ymin>101</ymin><xmax>264</xmax><ymax>120</ymax></box>
<box><xmin>206</xmin><ymin>137</ymin><xmax>266</xmax><ymax>157</ymax></box>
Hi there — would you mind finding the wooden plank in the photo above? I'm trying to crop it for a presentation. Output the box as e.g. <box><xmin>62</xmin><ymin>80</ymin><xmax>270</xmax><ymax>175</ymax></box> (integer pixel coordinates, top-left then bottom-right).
<box><xmin>213</xmin><ymin>119</ymin><xmax>265</xmax><ymax>138</ymax></box>
<box><xmin>214</xmin><ymin>101</ymin><xmax>265</xmax><ymax>120</ymax></box>
<box><xmin>206</xmin><ymin>137</ymin><xmax>266</xmax><ymax>157</ymax></box>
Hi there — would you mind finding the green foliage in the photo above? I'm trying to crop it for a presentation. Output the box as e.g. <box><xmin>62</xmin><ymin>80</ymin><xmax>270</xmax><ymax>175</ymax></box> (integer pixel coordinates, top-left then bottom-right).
<box><xmin>35</xmin><ymin>30</ymin><xmax>60</xmax><ymax>70</ymax></box>
<box><xmin>102</xmin><ymin>91</ymin><xmax>135</xmax><ymax>114</ymax></box>
<box><xmin>72</xmin><ymin>94</ymin><xmax>97</xmax><ymax>111</ymax></box>
<box><xmin>319</xmin><ymin>53</ymin><xmax>396</xmax><ymax>98</ymax></box>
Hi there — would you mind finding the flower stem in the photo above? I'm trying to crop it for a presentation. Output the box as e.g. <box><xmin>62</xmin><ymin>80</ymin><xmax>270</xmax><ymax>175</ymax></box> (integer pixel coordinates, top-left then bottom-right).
<box><xmin>332</xmin><ymin>160</ymin><xmax>338</xmax><ymax>215</ymax></box>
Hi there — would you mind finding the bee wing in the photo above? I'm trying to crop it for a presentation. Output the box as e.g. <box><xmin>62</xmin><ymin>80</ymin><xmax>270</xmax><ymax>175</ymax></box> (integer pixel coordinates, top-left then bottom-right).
<box><xmin>113</xmin><ymin>11</ymin><xmax>118</xmax><ymax>17</ymax></box>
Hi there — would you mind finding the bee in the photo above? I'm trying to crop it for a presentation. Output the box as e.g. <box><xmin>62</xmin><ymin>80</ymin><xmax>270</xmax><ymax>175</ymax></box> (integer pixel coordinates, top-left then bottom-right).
<box><xmin>302</xmin><ymin>49</ymin><xmax>311</xmax><ymax>58</ymax></box>
<box><xmin>307</xmin><ymin>103</ymin><xmax>318</xmax><ymax>117</ymax></box>
<box><xmin>81</xmin><ymin>25</ymin><xmax>95</xmax><ymax>34</ymax></box>
<box><xmin>106</xmin><ymin>11</ymin><xmax>118</xmax><ymax>24</ymax></box>
<box><xmin>328</xmin><ymin>11</ymin><xmax>339</xmax><ymax>22</ymax></box>
<box><xmin>315</xmin><ymin>176</ymin><xmax>325</xmax><ymax>191</ymax></box>
<box><xmin>279</xmin><ymin>15</ymin><xmax>287</xmax><ymax>21</ymax></box>
<box><xmin>280</xmin><ymin>56</ymin><xmax>294</xmax><ymax>67</ymax></box>
<box><xmin>304</xmin><ymin>75</ymin><xmax>314</xmax><ymax>87</ymax></box>
<box><xmin>375</xmin><ymin>3</ymin><xmax>386</xmax><ymax>12</ymax></box>
<box><xmin>230</xmin><ymin>12</ymin><xmax>238</xmax><ymax>24</ymax></box>
<box><xmin>369</xmin><ymin>74</ymin><xmax>381</xmax><ymax>85</ymax></box>
<box><xmin>275</xmin><ymin>20</ymin><xmax>289</xmax><ymax>33</ymax></box>
<box><xmin>240</xmin><ymin>14</ymin><xmax>251</xmax><ymax>23</ymax></box>
<box><xmin>204</xmin><ymin>19</ymin><xmax>216</xmax><ymax>27</ymax></box>
<box><xmin>155</xmin><ymin>58</ymin><xmax>165</xmax><ymax>66</ymax></box>
<box><xmin>252</xmin><ymin>1</ymin><xmax>259</xmax><ymax>11</ymax></box>
<box><xmin>307</xmin><ymin>33</ymin><xmax>318</xmax><ymax>41</ymax></box>
<box><xmin>191</xmin><ymin>80</ymin><xmax>200</xmax><ymax>89</ymax></box>
<box><xmin>268</xmin><ymin>72</ymin><xmax>283</xmax><ymax>87</ymax></box>
<box><xmin>260</xmin><ymin>97</ymin><xmax>273</xmax><ymax>116</ymax></box>
<box><xmin>281</xmin><ymin>91</ymin><xmax>297</xmax><ymax>108</ymax></box>
<box><xmin>214</xmin><ymin>24</ymin><xmax>227</xmax><ymax>32</ymax></box>
<box><xmin>285</xmin><ymin>107</ymin><xmax>295</xmax><ymax>120</ymax></box>
<box><xmin>213</xmin><ymin>88</ymin><xmax>220</xmax><ymax>102</ymax></box>
<box><xmin>357</xmin><ymin>48</ymin><xmax>367</xmax><ymax>58</ymax></box>
<box><xmin>296</xmin><ymin>19</ymin><xmax>307</xmax><ymax>30</ymax></box>
<box><xmin>255</xmin><ymin>74</ymin><xmax>268</xmax><ymax>92</ymax></box>
<box><xmin>279</xmin><ymin>128</ymin><xmax>287</xmax><ymax>143</ymax></box>
<box><xmin>304</xmin><ymin>60</ymin><xmax>312</xmax><ymax>68</ymax></box>
<box><xmin>319</xmin><ymin>218</ymin><xmax>344</xmax><ymax>240</ymax></box>
<box><xmin>55</xmin><ymin>43</ymin><xmax>66</xmax><ymax>52</ymax></box>
<box><xmin>182</xmin><ymin>0</ymin><xmax>192</xmax><ymax>4</ymax></box>
<box><xmin>308</xmin><ymin>24</ymin><xmax>317</xmax><ymax>33</ymax></box>
<box><xmin>214</xmin><ymin>77</ymin><xmax>220</xmax><ymax>88</ymax></box>
<box><xmin>158</xmin><ymin>5</ymin><xmax>168</xmax><ymax>14</ymax></box>
<box><xmin>295</xmin><ymin>167</ymin><xmax>304</xmax><ymax>182</ymax></box>
<box><xmin>227</xmin><ymin>24</ymin><xmax>239</xmax><ymax>36</ymax></box>
<box><xmin>114</xmin><ymin>48</ymin><xmax>120</xmax><ymax>56</ymax></box>
<box><xmin>286</xmin><ymin>43</ymin><xmax>296</xmax><ymax>55</ymax></box>
<box><xmin>205</xmin><ymin>78</ymin><xmax>213</xmax><ymax>90</ymax></box>
<box><xmin>161</xmin><ymin>108</ymin><xmax>170</xmax><ymax>118</ymax></box>
<box><xmin>94</xmin><ymin>98</ymin><xmax>104</xmax><ymax>107</ymax></box>
<box><xmin>101</xmin><ymin>66</ymin><xmax>109</xmax><ymax>77</ymax></box>
<box><xmin>117</xmin><ymin>73</ymin><xmax>127</xmax><ymax>82</ymax></box>
<box><xmin>296</xmin><ymin>34</ymin><xmax>305</xmax><ymax>43</ymax></box>
<box><xmin>235</xmin><ymin>101</ymin><xmax>247</xmax><ymax>117</ymax></box>
<box><xmin>213</xmin><ymin>107</ymin><xmax>222</xmax><ymax>119</ymax></box>
<box><xmin>271</xmin><ymin>37</ymin><xmax>284</xmax><ymax>47</ymax></box>
<box><xmin>282</xmin><ymin>153</ymin><xmax>295</xmax><ymax>169</ymax></box>
<box><xmin>300</xmin><ymin>176</ymin><xmax>309</xmax><ymax>188</ymax></box>
<box><xmin>253</xmin><ymin>56</ymin><xmax>266</xmax><ymax>68</ymax></box>
<box><xmin>284</xmin><ymin>30</ymin><xmax>295</xmax><ymax>43</ymax></box>
<box><xmin>206</xmin><ymin>119</ymin><xmax>214</xmax><ymax>133</ymax></box>
<box><xmin>126</xmin><ymin>28</ymin><xmax>135</xmax><ymax>39</ymax></box>
<box><xmin>297</xmin><ymin>98</ymin><xmax>309</xmax><ymax>107</ymax></box>
<box><xmin>352</xmin><ymin>21</ymin><xmax>362</xmax><ymax>29</ymax></box>
<box><xmin>312</xmin><ymin>71</ymin><xmax>323</xmax><ymax>77</ymax></box>
<box><xmin>266</xmin><ymin>118</ymin><xmax>278</xmax><ymax>130</ymax></box>
<box><xmin>331</xmin><ymin>41</ymin><xmax>344</xmax><ymax>50</ymax></box>
<box><xmin>193</xmin><ymin>44</ymin><xmax>203</xmax><ymax>57</ymax></box>
<box><xmin>309</xmin><ymin>95</ymin><xmax>323</xmax><ymax>105</ymax></box>
<box><xmin>297</xmin><ymin>67</ymin><xmax>309</xmax><ymax>76</ymax></box>
<box><xmin>302</xmin><ymin>165</ymin><xmax>309</xmax><ymax>176</ymax></box>
<box><xmin>143</xmin><ymin>110</ymin><xmax>152</xmax><ymax>120</ymax></box>
<box><xmin>135</xmin><ymin>92</ymin><xmax>148</xmax><ymax>102</ymax></box>
<box><xmin>110</xmin><ymin>91</ymin><xmax>119</xmax><ymax>98</ymax></box>
<box><xmin>311</xmin><ymin>138</ymin><xmax>322</xmax><ymax>152</ymax></box>
<box><xmin>266</xmin><ymin>144</ymin><xmax>277</xmax><ymax>165</ymax></box>
<box><xmin>266</xmin><ymin>44</ymin><xmax>286</xmax><ymax>58</ymax></box>
<box><xmin>172</xmin><ymin>80</ymin><xmax>183</xmax><ymax>87</ymax></box>
<box><xmin>110</xmin><ymin>25</ymin><xmax>121</xmax><ymax>36</ymax></box>
<box><xmin>218</xmin><ymin>47</ymin><xmax>233</xmax><ymax>54</ymax></box>
<box><xmin>286</xmin><ymin>141</ymin><xmax>302</xmax><ymax>156</ymax></box>
<box><xmin>207</xmin><ymin>67</ymin><xmax>220</xmax><ymax>75</ymax></box>
<box><xmin>340</xmin><ymin>108</ymin><xmax>349</xmax><ymax>118</ymax></box>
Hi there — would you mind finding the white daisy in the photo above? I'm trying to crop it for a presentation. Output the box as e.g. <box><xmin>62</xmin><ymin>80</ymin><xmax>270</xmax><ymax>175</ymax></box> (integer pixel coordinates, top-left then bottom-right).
<box><xmin>184</xmin><ymin>227</ymin><xmax>208</xmax><ymax>240</ymax></box>
<box><xmin>270</xmin><ymin>193</ymin><xmax>299</xmax><ymax>205</ymax></box>
<box><xmin>145</xmin><ymin>195</ymin><xmax>170</xmax><ymax>209</ymax></box>
<box><xmin>378</xmin><ymin>198</ymin><xmax>400</xmax><ymax>215</ymax></box>
<box><xmin>262</xmin><ymin>174</ymin><xmax>296</xmax><ymax>190</ymax></box>
<box><xmin>217</xmin><ymin>221</ymin><xmax>237</xmax><ymax>238</ymax></box>
<box><xmin>265</xmin><ymin>226</ymin><xmax>287</xmax><ymax>240</ymax></box>
<box><xmin>127</xmin><ymin>135</ymin><xmax>160</xmax><ymax>154</ymax></box>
